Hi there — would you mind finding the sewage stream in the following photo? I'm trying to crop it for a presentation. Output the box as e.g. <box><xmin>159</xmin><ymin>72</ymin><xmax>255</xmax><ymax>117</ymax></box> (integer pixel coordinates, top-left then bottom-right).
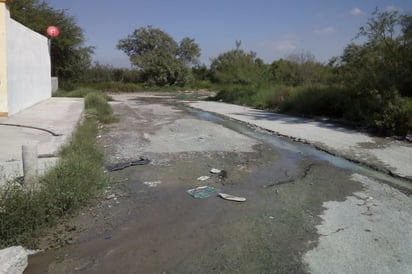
<box><xmin>184</xmin><ymin>105</ymin><xmax>412</xmax><ymax>193</ymax></box>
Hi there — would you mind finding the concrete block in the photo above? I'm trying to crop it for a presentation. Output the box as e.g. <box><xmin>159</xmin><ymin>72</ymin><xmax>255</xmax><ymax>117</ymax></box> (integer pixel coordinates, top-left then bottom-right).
<box><xmin>0</xmin><ymin>246</ymin><xmax>28</xmax><ymax>274</ymax></box>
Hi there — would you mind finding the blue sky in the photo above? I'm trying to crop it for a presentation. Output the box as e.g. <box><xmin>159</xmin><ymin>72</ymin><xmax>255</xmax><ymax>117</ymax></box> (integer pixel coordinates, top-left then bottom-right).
<box><xmin>46</xmin><ymin>0</ymin><xmax>411</xmax><ymax>68</ymax></box>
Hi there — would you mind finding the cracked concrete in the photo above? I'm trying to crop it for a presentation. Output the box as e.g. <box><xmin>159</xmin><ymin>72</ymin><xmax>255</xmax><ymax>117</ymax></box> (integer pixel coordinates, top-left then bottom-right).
<box><xmin>303</xmin><ymin>173</ymin><xmax>412</xmax><ymax>274</ymax></box>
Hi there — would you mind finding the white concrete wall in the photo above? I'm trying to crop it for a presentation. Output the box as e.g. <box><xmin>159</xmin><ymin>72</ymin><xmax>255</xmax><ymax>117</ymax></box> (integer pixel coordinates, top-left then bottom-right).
<box><xmin>0</xmin><ymin>2</ymin><xmax>9</xmax><ymax>116</ymax></box>
<box><xmin>6</xmin><ymin>9</ymin><xmax>51</xmax><ymax>115</ymax></box>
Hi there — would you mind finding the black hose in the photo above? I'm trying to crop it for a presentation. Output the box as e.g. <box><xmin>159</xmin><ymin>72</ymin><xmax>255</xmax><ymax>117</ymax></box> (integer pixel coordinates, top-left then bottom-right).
<box><xmin>107</xmin><ymin>158</ymin><xmax>150</xmax><ymax>172</ymax></box>
<box><xmin>0</xmin><ymin>123</ymin><xmax>62</xmax><ymax>136</ymax></box>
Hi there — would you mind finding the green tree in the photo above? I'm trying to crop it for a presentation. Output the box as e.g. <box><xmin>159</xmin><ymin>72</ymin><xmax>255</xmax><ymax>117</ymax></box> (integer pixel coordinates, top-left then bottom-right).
<box><xmin>178</xmin><ymin>37</ymin><xmax>201</xmax><ymax>66</ymax></box>
<box><xmin>117</xmin><ymin>26</ymin><xmax>200</xmax><ymax>86</ymax></box>
<box><xmin>210</xmin><ymin>41</ymin><xmax>266</xmax><ymax>85</ymax></box>
<box><xmin>10</xmin><ymin>0</ymin><xmax>94</xmax><ymax>84</ymax></box>
<box><xmin>192</xmin><ymin>64</ymin><xmax>212</xmax><ymax>81</ymax></box>
<box><xmin>398</xmin><ymin>13</ymin><xmax>412</xmax><ymax>96</ymax></box>
<box><xmin>82</xmin><ymin>62</ymin><xmax>115</xmax><ymax>83</ymax></box>
<box><xmin>337</xmin><ymin>9</ymin><xmax>412</xmax><ymax>133</ymax></box>
<box><xmin>339</xmin><ymin>9</ymin><xmax>412</xmax><ymax>95</ymax></box>
<box><xmin>271</xmin><ymin>52</ymin><xmax>331</xmax><ymax>86</ymax></box>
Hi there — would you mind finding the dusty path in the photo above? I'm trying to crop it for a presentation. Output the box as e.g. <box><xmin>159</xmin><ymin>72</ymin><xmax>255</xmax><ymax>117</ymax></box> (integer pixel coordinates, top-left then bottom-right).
<box><xmin>26</xmin><ymin>94</ymin><xmax>412</xmax><ymax>274</ymax></box>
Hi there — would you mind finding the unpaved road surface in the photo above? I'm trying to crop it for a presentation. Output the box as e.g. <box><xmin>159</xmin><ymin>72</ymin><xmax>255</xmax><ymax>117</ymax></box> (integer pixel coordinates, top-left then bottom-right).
<box><xmin>26</xmin><ymin>93</ymin><xmax>412</xmax><ymax>274</ymax></box>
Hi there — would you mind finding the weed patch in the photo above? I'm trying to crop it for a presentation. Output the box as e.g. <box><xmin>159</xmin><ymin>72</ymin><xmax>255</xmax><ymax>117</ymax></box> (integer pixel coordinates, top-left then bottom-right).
<box><xmin>0</xmin><ymin>93</ymin><xmax>113</xmax><ymax>248</ymax></box>
<box><xmin>85</xmin><ymin>92</ymin><xmax>118</xmax><ymax>123</ymax></box>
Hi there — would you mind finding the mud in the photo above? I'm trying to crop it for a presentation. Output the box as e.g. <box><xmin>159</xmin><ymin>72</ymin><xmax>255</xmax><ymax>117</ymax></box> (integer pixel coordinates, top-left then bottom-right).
<box><xmin>26</xmin><ymin>94</ymin><xmax>364</xmax><ymax>273</ymax></box>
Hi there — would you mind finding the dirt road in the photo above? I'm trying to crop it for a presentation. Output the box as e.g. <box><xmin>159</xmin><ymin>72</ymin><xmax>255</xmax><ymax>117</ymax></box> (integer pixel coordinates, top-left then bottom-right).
<box><xmin>26</xmin><ymin>93</ymin><xmax>412</xmax><ymax>274</ymax></box>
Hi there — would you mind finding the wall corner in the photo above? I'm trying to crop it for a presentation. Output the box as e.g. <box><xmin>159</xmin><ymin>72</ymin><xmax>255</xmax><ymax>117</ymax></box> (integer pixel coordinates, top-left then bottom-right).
<box><xmin>0</xmin><ymin>0</ymin><xmax>10</xmax><ymax>115</ymax></box>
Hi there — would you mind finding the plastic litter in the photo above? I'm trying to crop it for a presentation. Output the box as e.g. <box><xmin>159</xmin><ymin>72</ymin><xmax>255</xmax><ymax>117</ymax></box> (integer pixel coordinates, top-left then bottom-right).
<box><xmin>107</xmin><ymin>158</ymin><xmax>150</xmax><ymax>172</ymax></box>
<box><xmin>106</xmin><ymin>194</ymin><xmax>116</xmax><ymax>200</ymax></box>
<box><xmin>197</xmin><ymin>176</ymin><xmax>210</xmax><ymax>181</ymax></box>
<box><xmin>218</xmin><ymin>193</ymin><xmax>246</xmax><ymax>202</ymax></box>
<box><xmin>187</xmin><ymin>186</ymin><xmax>219</xmax><ymax>199</ymax></box>
<box><xmin>210</xmin><ymin>168</ymin><xmax>227</xmax><ymax>179</ymax></box>
<box><xmin>143</xmin><ymin>181</ymin><xmax>162</xmax><ymax>188</ymax></box>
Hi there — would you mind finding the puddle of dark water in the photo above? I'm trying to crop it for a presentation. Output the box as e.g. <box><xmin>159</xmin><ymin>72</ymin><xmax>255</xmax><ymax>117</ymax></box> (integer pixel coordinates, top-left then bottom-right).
<box><xmin>184</xmin><ymin>106</ymin><xmax>411</xmax><ymax>193</ymax></box>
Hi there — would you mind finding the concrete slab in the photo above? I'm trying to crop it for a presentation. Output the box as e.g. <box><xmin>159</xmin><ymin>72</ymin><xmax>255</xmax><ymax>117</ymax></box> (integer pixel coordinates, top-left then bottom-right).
<box><xmin>0</xmin><ymin>98</ymin><xmax>84</xmax><ymax>183</ymax></box>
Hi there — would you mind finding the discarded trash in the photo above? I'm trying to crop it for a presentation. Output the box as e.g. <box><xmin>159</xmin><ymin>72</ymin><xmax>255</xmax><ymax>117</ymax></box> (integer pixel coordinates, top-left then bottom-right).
<box><xmin>143</xmin><ymin>181</ymin><xmax>162</xmax><ymax>188</ymax></box>
<box><xmin>218</xmin><ymin>170</ymin><xmax>227</xmax><ymax>179</ymax></box>
<box><xmin>210</xmin><ymin>168</ymin><xmax>227</xmax><ymax>179</ymax></box>
<box><xmin>106</xmin><ymin>194</ymin><xmax>116</xmax><ymax>200</ymax></box>
<box><xmin>107</xmin><ymin>157</ymin><xmax>150</xmax><ymax>172</ymax></box>
<box><xmin>218</xmin><ymin>193</ymin><xmax>246</xmax><ymax>202</ymax></box>
<box><xmin>187</xmin><ymin>186</ymin><xmax>219</xmax><ymax>199</ymax></box>
<box><xmin>131</xmin><ymin>158</ymin><xmax>150</xmax><ymax>165</ymax></box>
<box><xmin>197</xmin><ymin>176</ymin><xmax>210</xmax><ymax>181</ymax></box>
<box><xmin>406</xmin><ymin>134</ymin><xmax>412</xmax><ymax>142</ymax></box>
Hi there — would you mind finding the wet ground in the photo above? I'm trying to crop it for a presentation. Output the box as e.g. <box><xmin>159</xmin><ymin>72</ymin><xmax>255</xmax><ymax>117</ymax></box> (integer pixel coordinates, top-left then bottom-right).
<box><xmin>25</xmin><ymin>93</ymin><xmax>411</xmax><ymax>274</ymax></box>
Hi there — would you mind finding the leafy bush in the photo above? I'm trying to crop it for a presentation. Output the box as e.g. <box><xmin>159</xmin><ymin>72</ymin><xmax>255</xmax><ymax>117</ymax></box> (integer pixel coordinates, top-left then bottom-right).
<box><xmin>396</xmin><ymin>98</ymin><xmax>412</xmax><ymax>135</ymax></box>
<box><xmin>250</xmin><ymin>85</ymin><xmax>293</xmax><ymax>110</ymax></box>
<box><xmin>117</xmin><ymin>26</ymin><xmax>200</xmax><ymax>86</ymax></box>
<box><xmin>280</xmin><ymin>85</ymin><xmax>349</xmax><ymax>118</ymax></box>
<box><xmin>215</xmin><ymin>85</ymin><xmax>257</xmax><ymax>105</ymax></box>
<box><xmin>366</xmin><ymin>95</ymin><xmax>412</xmax><ymax>135</ymax></box>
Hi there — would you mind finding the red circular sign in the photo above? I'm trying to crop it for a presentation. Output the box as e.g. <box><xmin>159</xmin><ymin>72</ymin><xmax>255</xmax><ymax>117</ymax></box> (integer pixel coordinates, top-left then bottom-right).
<box><xmin>47</xmin><ymin>26</ymin><xmax>60</xmax><ymax>37</ymax></box>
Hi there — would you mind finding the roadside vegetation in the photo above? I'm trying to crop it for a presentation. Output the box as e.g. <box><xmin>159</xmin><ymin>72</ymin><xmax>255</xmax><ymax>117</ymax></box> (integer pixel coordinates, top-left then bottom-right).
<box><xmin>0</xmin><ymin>92</ymin><xmax>114</xmax><ymax>248</ymax></box>
<box><xmin>68</xmin><ymin>10</ymin><xmax>411</xmax><ymax>136</ymax></box>
<box><xmin>210</xmin><ymin>10</ymin><xmax>412</xmax><ymax>136</ymax></box>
